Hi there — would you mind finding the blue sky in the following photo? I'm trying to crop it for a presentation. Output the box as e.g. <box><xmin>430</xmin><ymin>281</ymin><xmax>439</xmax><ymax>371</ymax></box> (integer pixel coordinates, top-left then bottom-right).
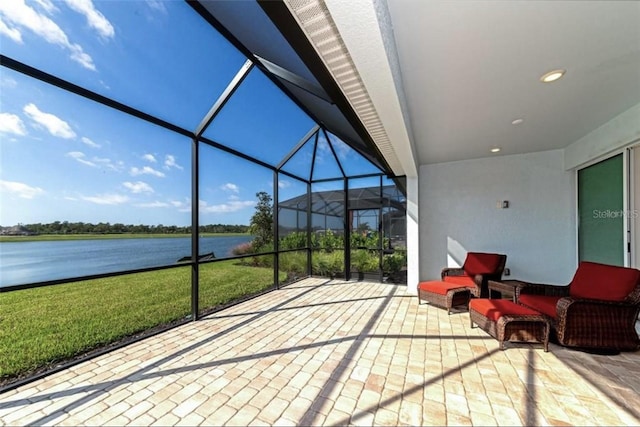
<box><xmin>0</xmin><ymin>0</ymin><xmax>381</xmax><ymax>227</ymax></box>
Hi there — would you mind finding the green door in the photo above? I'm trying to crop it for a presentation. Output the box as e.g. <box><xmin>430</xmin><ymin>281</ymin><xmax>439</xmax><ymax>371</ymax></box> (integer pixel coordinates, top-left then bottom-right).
<box><xmin>578</xmin><ymin>154</ymin><xmax>624</xmax><ymax>266</ymax></box>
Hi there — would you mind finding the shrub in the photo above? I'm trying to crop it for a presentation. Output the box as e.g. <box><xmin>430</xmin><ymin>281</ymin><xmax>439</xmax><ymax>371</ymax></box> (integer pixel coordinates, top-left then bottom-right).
<box><xmin>312</xmin><ymin>253</ymin><xmax>331</xmax><ymax>276</ymax></box>
<box><xmin>311</xmin><ymin>250</ymin><xmax>344</xmax><ymax>277</ymax></box>
<box><xmin>279</xmin><ymin>251</ymin><xmax>308</xmax><ymax>275</ymax></box>
<box><xmin>382</xmin><ymin>251</ymin><xmax>407</xmax><ymax>273</ymax></box>
<box><xmin>328</xmin><ymin>251</ymin><xmax>344</xmax><ymax>275</ymax></box>
<box><xmin>315</xmin><ymin>229</ymin><xmax>343</xmax><ymax>249</ymax></box>
<box><xmin>279</xmin><ymin>231</ymin><xmax>307</xmax><ymax>250</ymax></box>
<box><xmin>231</xmin><ymin>241</ymin><xmax>254</xmax><ymax>256</ymax></box>
<box><xmin>351</xmin><ymin>250</ymin><xmax>379</xmax><ymax>272</ymax></box>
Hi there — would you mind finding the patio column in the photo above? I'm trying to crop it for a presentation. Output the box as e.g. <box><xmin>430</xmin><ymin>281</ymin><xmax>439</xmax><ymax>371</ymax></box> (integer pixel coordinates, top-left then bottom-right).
<box><xmin>406</xmin><ymin>176</ymin><xmax>420</xmax><ymax>295</ymax></box>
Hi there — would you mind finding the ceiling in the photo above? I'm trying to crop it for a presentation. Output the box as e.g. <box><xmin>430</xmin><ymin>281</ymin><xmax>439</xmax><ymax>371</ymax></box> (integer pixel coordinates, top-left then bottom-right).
<box><xmin>386</xmin><ymin>0</ymin><xmax>640</xmax><ymax>165</ymax></box>
<box><xmin>285</xmin><ymin>0</ymin><xmax>640</xmax><ymax>173</ymax></box>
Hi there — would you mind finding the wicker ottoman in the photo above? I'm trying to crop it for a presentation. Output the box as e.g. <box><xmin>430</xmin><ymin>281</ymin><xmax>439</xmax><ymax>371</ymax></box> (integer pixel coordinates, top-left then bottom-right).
<box><xmin>469</xmin><ymin>299</ymin><xmax>550</xmax><ymax>351</ymax></box>
<box><xmin>418</xmin><ymin>280</ymin><xmax>474</xmax><ymax>314</ymax></box>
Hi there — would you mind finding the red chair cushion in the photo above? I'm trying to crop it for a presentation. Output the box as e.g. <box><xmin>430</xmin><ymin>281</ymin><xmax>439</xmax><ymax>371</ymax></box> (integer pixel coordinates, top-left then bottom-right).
<box><xmin>469</xmin><ymin>299</ymin><xmax>541</xmax><ymax>322</ymax></box>
<box><xmin>569</xmin><ymin>261</ymin><xmax>640</xmax><ymax>302</ymax></box>
<box><xmin>443</xmin><ymin>275</ymin><xmax>476</xmax><ymax>287</ymax></box>
<box><xmin>418</xmin><ymin>280</ymin><xmax>473</xmax><ymax>296</ymax></box>
<box><xmin>518</xmin><ymin>295</ymin><xmax>562</xmax><ymax>319</ymax></box>
<box><xmin>463</xmin><ymin>252</ymin><xmax>502</xmax><ymax>276</ymax></box>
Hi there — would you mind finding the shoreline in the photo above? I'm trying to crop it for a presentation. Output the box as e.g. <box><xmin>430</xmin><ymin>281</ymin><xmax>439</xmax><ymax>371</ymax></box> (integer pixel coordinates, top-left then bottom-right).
<box><xmin>0</xmin><ymin>233</ymin><xmax>250</xmax><ymax>243</ymax></box>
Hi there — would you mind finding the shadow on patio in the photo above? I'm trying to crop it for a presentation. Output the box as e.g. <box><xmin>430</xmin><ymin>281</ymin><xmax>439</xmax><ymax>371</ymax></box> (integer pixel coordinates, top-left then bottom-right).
<box><xmin>1</xmin><ymin>278</ymin><xmax>638</xmax><ymax>426</ymax></box>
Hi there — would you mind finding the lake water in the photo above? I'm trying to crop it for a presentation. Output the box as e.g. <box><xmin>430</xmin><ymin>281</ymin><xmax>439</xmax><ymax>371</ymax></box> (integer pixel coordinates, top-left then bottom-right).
<box><xmin>0</xmin><ymin>235</ymin><xmax>253</xmax><ymax>288</ymax></box>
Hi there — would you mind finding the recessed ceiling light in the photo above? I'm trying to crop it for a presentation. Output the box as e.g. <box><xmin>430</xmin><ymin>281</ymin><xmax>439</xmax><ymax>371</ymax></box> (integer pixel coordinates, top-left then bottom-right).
<box><xmin>511</xmin><ymin>118</ymin><xmax>524</xmax><ymax>125</ymax></box>
<box><xmin>490</xmin><ymin>147</ymin><xmax>501</xmax><ymax>153</ymax></box>
<box><xmin>540</xmin><ymin>69</ymin><xmax>566</xmax><ymax>83</ymax></box>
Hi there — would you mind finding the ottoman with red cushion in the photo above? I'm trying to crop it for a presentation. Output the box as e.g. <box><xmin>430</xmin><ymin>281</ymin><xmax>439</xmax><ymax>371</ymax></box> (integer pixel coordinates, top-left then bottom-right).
<box><xmin>418</xmin><ymin>280</ymin><xmax>475</xmax><ymax>314</ymax></box>
<box><xmin>469</xmin><ymin>299</ymin><xmax>550</xmax><ymax>351</ymax></box>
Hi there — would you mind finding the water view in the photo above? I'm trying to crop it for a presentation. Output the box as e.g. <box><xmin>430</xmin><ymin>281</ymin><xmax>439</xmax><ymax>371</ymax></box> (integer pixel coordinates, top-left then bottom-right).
<box><xmin>0</xmin><ymin>235</ymin><xmax>253</xmax><ymax>288</ymax></box>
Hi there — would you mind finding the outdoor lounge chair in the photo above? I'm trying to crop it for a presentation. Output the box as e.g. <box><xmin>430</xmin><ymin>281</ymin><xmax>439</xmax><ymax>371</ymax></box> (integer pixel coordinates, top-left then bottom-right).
<box><xmin>440</xmin><ymin>252</ymin><xmax>507</xmax><ymax>298</ymax></box>
<box><xmin>418</xmin><ymin>252</ymin><xmax>507</xmax><ymax>313</ymax></box>
<box><xmin>517</xmin><ymin>261</ymin><xmax>640</xmax><ymax>351</ymax></box>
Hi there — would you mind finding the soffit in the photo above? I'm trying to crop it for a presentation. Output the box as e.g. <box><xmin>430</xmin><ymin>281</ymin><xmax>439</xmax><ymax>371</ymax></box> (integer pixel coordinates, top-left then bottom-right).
<box><xmin>293</xmin><ymin>0</ymin><xmax>640</xmax><ymax>166</ymax></box>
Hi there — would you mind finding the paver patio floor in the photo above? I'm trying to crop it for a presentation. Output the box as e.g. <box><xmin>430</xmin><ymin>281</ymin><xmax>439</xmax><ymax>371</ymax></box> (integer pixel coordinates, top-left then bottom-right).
<box><xmin>1</xmin><ymin>278</ymin><xmax>639</xmax><ymax>426</ymax></box>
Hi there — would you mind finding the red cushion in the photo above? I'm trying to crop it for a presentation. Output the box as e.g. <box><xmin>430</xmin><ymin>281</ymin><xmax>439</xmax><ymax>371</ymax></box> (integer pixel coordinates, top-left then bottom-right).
<box><xmin>418</xmin><ymin>280</ymin><xmax>473</xmax><ymax>296</ymax></box>
<box><xmin>463</xmin><ymin>252</ymin><xmax>502</xmax><ymax>276</ymax></box>
<box><xmin>443</xmin><ymin>275</ymin><xmax>476</xmax><ymax>287</ymax></box>
<box><xmin>569</xmin><ymin>261</ymin><xmax>640</xmax><ymax>301</ymax></box>
<box><xmin>518</xmin><ymin>295</ymin><xmax>561</xmax><ymax>319</ymax></box>
<box><xmin>469</xmin><ymin>299</ymin><xmax>541</xmax><ymax>322</ymax></box>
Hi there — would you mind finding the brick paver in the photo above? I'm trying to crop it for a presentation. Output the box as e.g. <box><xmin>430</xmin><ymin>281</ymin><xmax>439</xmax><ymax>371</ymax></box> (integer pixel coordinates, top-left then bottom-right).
<box><xmin>1</xmin><ymin>278</ymin><xmax>639</xmax><ymax>426</ymax></box>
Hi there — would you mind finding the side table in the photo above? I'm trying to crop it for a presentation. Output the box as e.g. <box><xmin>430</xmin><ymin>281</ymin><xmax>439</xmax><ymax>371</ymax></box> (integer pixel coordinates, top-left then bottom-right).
<box><xmin>488</xmin><ymin>280</ymin><xmax>526</xmax><ymax>302</ymax></box>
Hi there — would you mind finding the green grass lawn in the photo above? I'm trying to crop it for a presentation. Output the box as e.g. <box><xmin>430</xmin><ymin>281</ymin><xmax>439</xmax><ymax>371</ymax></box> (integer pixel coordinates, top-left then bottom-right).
<box><xmin>0</xmin><ymin>260</ymin><xmax>283</xmax><ymax>382</ymax></box>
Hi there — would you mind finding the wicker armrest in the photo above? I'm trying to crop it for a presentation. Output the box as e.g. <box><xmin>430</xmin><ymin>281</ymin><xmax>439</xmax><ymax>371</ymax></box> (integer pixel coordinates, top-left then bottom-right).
<box><xmin>479</xmin><ymin>272</ymin><xmax>504</xmax><ymax>284</ymax></box>
<box><xmin>557</xmin><ymin>297</ymin><xmax>639</xmax><ymax>315</ymax></box>
<box><xmin>441</xmin><ymin>267</ymin><xmax>465</xmax><ymax>279</ymax></box>
<box><xmin>555</xmin><ymin>297</ymin><xmax>640</xmax><ymax>350</ymax></box>
<box><xmin>518</xmin><ymin>282</ymin><xmax>570</xmax><ymax>297</ymax></box>
<box><xmin>511</xmin><ymin>282</ymin><xmax>529</xmax><ymax>301</ymax></box>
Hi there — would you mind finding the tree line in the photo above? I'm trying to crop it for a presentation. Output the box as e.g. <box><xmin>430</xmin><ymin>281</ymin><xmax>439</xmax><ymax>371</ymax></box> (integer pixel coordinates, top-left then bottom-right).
<box><xmin>16</xmin><ymin>221</ymin><xmax>249</xmax><ymax>235</ymax></box>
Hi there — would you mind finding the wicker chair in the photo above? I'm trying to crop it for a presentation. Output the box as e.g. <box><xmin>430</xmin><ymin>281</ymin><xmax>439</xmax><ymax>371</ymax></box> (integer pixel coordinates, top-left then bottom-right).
<box><xmin>418</xmin><ymin>252</ymin><xmax>507</xmax><ymax>313</ymax></box>
<box><xmin>441</xmin><ymin>252</ymin><xmax>507</xmax><ymax>298</ymax></box>
<box><xmin>518</xmin><ymin>261</ymin><xmax>640</xmax><ymax>351</ymax></box>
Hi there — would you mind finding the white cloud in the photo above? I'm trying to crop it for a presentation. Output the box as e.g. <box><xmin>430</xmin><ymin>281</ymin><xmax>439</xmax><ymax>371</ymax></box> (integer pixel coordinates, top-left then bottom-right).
<box><xmin>66</xmin><ymin>151</ymin><xmax>96</xmax><ymax>167</ymax></box>
<box><xmin>0</xmin><ymin>112</ymin><xmax>27</xmax><ymax>136</ymax></box>
<box><xmin>81</xmin><ymin>193</ymin><xmax>129</xmax><ymax>205</ymax></box>
<box><xmin>199</xmin><ymin>199</ymin><xmax>255</xmax><ymax>214</ymax></box>
<box><xmin>146</xmin><ymin>0</ymin><xmax>167</xmax><ymax>14</ymax></box>
<box><xmin>278</xmin><ymin>180</ymin><xmax>292</xmax><ymax>189</ymax></box>
<box><xmin>135</xmin><ymin>201</ymin><xmax>169</xmax><ymax>208</ymax></box>
<box><xmin>63</xmin><ymin>0</ymin><xmax>114</xmax><ymax>39</ymax></box>
<box><xmin>164</xmin><ymin>154</ymin><xmax>183</xmax><ymax>170</ymax></box>
<box><xmin>142</xmin><ymin>154</ymin><xmax>156</xmax><ymax>163</ymax></box>
<box><xmin>0</xmin><ymin>17</ymin><xmax>22</xmax><ymax>42</ymax></box>
<box><xmin>68</xmin><ymin>45</ymin><xmax>95</xmax><ymax>70</ymax></box>
<box><xmin>33</xmin><ymin>0</ymin><xmax>58</xmax><ymax>14</ymax></box>
<box><xmin>81</xmin><ymin>136</ymin><xmax>100</xmax><ymax>148</ymax></box>
<box><xmin>130</xmin><ymin>166</ymin><xmax>165</xmax><ymax>178</ymax></box>
<box><xmin>1</xmin><ymin>77</ymin><xmax>17</xmax><ymax>89</ymax></box>
<box><xmin>0</xmin><ymin>0</ymin><xmax>96</xmax><ymax>70</ymax></box>
<box><xmin>316</xmin><ymin>135</ymin><xmax>331</xmax><ymax>154</ymax></box>
<box><xmin>313</xmin><ymin>134</ymin><xmax>351</xmax><ymax>165</ymax></box>
<box><xmin>93</xmin><ymin>157</ymin><xmax>123</xmax><ymax>172</ymax></box>
<box><xmin>0</xmin><ymin>179</ymin><xmax>44</xmax><ymax>199</ymax></box>
<box><xmin>173</xmin><ymin>199</ymin><xmax>192</xmax><ymax>212</ymax></box>
<box><xmin>221</xmin><ymin>183</ymin><xmax>239</xmax><ymax>193</ymax></box>
<box><xmin>23</xmin><ymin>103</ymin><xmax>76</xmax><ymax>139</ymax></box>
<box><xmin>123</xmin><ymin>181</ymin><xmax>154</xmax><ymax>194</ymax></box>
<box><xmin>331</xmin><ymin>138</ymin><xmax>352</xmax><ymax>160</ymax></box>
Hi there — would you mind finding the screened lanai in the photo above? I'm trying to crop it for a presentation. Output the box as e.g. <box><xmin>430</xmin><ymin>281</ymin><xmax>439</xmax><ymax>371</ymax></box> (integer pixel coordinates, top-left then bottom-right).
<box><xmin>0</xmin><ymin>0</ymin><xmax>405</xmax><ymax>388</ymax></box>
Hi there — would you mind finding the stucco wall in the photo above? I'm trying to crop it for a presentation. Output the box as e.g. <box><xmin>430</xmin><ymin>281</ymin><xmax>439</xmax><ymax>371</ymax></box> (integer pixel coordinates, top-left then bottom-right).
<box><xmin>418</xmin><ymin>149</ymin><xmax>576</xmax><ymax>285</ymax></box>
